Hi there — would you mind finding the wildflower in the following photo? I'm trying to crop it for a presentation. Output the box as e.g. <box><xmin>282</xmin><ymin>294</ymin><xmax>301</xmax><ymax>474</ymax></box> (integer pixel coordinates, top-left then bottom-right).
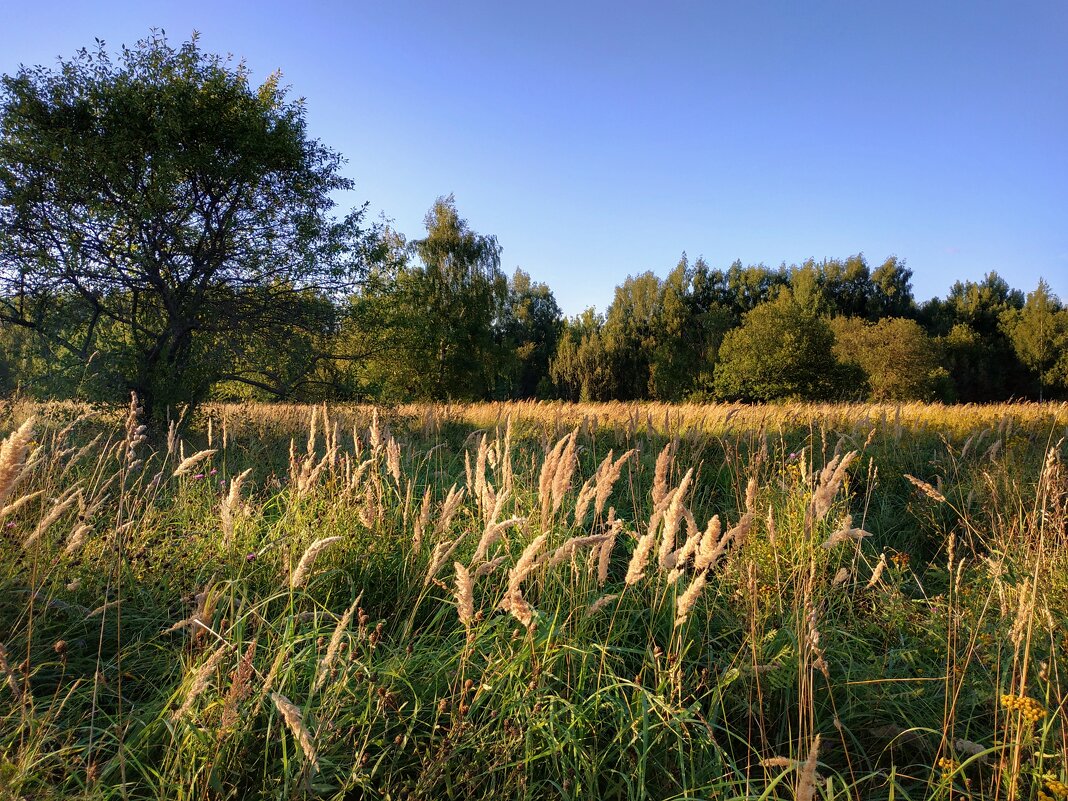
<box><xmin>246</xmin><ymin>552</ymin><xmax>257</xmax><ymax>562</ymax></box>
<box><xmin>936</xmin><ymin>756</ymin><xmax>958</xmax><ymax>774</ymax></box>
<box><xmin>1000</xmin><ymin>693</ymin><xmax>1047</xmax><ymax>724</ymax></box>
<box><xmin>192</xmin><ymin>473</ymin><xmax>205</xmax><ymax>480</ymax></box>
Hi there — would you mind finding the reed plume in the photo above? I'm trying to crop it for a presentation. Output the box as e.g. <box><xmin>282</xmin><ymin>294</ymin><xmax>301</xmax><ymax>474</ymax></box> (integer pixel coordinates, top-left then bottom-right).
<box><xmin>24</xmin><ymin>488</ymin><xmax>81</xmax><ymax>550</ymax></box>
<box><xmin>314</xmin><ymin>598</ymin><xmax>359</xmax><ymax>693</ymax></box>
<box><xmin>220</xmin><ymin>468</ymin><xmax>253</xmax><ymax>546</ymax></box>
<box><xmin>0</xmin><ymin>417</ymin><xmax>35</xmax><ymax>507</ymax></box>
<box><xmin>625</xmin><ymin>532</ymin><xmax>656</xmax><ymax>585</ymax></box>
<box><xmin>500</xmin><ymin>534</ymin><xmax>547</xmax><ymax>627</ymax></box>
<box><xmin>290</xmin><ymin>536</ymin><xmax>342</xmax><ymax>588</ymax></box>
<box><xmin>797</xmin><ymin>734</ymin><xmax>821</xmax><ymax>801</ymax></box>
<box><xmin>173</xmin><ymin>449</ymin><xmax>218</xmax><ymax>477</ymax></box>
<box><xmin>271</xmin><ymin>693</ymin><xmax>320</xmax><ymax>774</ymax></box>
<box><xmin>586</xmin><ymin>593</ymin><xmax>619</xmax><ymax>616</ymax></box>
<box><xmin>173</xmin><ymin>643</ymin><xmax>228</xmax><ymax>720</ymax></box>
<box><xmin>0</xmin><ymin>489</ymin><xmax>43</xmax><ymax>521</ymax></box>
<box><xmin>675</xmin><ymin>570</ymin><xmax>708</xmax><ymax>626</ymax></box>
<box><xmin>454</xmin><ymin>562</ymin><xmax>475</xmax><ymax>640</ymax></box>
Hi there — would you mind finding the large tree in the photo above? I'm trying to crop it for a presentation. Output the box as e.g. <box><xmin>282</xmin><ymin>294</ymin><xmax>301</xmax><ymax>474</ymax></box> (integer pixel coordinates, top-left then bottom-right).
<box><xmin>713</xmin><ymin>287</ymin><xmax>842</xmax><ymax>401</ymax></box>
<box><xmin>1001</xmin><ymin>279</ymin><xmax>1068</xmax><ymax>400</ymax></box>
<box><xmin>0</xmin><ymin>32</ymin><xmax>377</xmax><ymax>416</ymax></box>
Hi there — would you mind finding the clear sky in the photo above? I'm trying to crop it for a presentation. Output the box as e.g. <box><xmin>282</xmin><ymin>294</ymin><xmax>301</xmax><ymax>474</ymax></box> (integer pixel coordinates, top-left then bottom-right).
<box><xmin>2</xmin><ymin>1</ymin><xmax>1065</xmax><ymax>316</ymax></box>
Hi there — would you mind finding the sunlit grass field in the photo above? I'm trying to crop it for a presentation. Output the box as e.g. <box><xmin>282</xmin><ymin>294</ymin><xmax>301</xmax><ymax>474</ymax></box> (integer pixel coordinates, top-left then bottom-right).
<box><xmin>1</xmin><ymin>397</ymin><xmax>1066</xmax><ymax>800</ymax></box>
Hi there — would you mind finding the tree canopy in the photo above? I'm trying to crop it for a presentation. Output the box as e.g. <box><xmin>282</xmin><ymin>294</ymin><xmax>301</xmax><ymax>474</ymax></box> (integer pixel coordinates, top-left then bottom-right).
<box><xmin>0</xmin><ymin>32</ymin><xmax>377</xmax><ymax>416</ymax></box>
<box><xmin>0</xmin><ymin>33</ymin><xmax>1065</xmax><ymax>408</ymax></box>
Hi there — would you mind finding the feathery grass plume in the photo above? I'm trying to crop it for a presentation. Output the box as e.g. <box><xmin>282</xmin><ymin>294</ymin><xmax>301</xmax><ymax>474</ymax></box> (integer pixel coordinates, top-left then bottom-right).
<box><xmin>821</xmin><ymin>525</ymin><xmax>870</xmax><ymax>549</ymax></box>
<box><xmin>797</xmin><ymin>734</ymin><xmax>821</xmax><ymax>801</ymax></box>
<box><xmin>695</xmin><ymin>513</ymin><xmax>754</xmax><ymax>572</ymax></box>
<box><xmin>658</xmin><ymin>468</ymin><xmax>694</xmax><ymax>569</ymax></box>
<box><xmin>903</xmin><ymin>473</ymin><xmax>946</xmax><ymax>503</ymax></box>
<box><xmin>538</xmin><ymin>433</ymin><xmax>568</xmax><ymax>520</ymax></box>
<box><xmin>0</xmin><ymin>643</ymin><xmax>25</xmax><ymax>706</ymax></box>
<box><xmin>271</xmin><ymin>692</ymin><xmax>320</xmax><ymax>774</ymax></box>
<box><xmin>745</xmin><ymin>474</ymin><xmax>759</xmax><ymax>513</ymax></box>
<box><xmin>425</xmin><ymin>534</ymin><xmax>466</xmax><ymax>584</ymax></box>
<box><xmin>0</xmin><ymin>489</ymin><xmax>43</xmax><ymax>520</ymax></box>
<box><xmin>472</xmin><ymin>516</ymin><xmax>525</xmax><ymax>564</ymax></box>
<box><xmin>412</xmin><ymin>487</ymin><xmax>432</xmax><ymax>554</ymax></box>
<box><xmin>166</xmin><ymin>419</ymin><xmax>179</xmax><ymax>455</ymax></box>
<box><xmin>59</xmin><ymin>432</ymin><xmax>105</xmax><ymax>480</ymax></box>
<box><xmin>547</xmin><ymin>534</ymin><xmax>609</xmax><ymax>568</ymax></box>
<box><xmin>806</xmin><ymin>602</ymin><xmax>830</xmax><ymax>677</ymax></box>
<box><xmin>671</xmin><ymin>508</ymin><xmax>702</xmax><ymax>567</ymax></box>
<box><xmin>484</xmin><ymin>486</ymin><xmax>510</xmax><ymax>528</ymax></box>
<box><xmin>0</xmin><ymin>416</ymin><xmax>35</xmax><ymax>507</ymax></box>
<box><xmin>314</xmin><ymin>597</ymin><xmax>359</xmax><ymax>693</ymax></box>
<box><xmin>651</xmin><ymin>440</ymin><xmax>677</xmax><ymax>507</ymax></box>
<box><xmin>693</xmin><ymin>515</ymin><xmax>723</xmax><ymax>572</ymax></box>
<box><xmin>832</xmin><ymin>567</ymin><xmax>851</xmax><ymax>586</ymax></box>
<box><xmin>625</xmin><ymin>532</ymin><xmax>656</xmax><ymax>585</ymax></box>
<box><xmin>454</xmin><ymin>562</ymin><xmax>475</xmax><ymax>640</ymax></box>
<box><xmin>866</xmin><ymin>553</ymin><xmax>888</xmax><ymax>588</ymax></box>
<box><xmin>434</xmin><ymin>484</ymin><xmax>466</xmax><ymax>538</ymax></box>
<box><xmin>595</xmin><ymin>448</ymin><xmax>635</xmax><ymax>518</ymax></box>
<box><xmin>573</xmin><ymin>476</ymin><xmax>598</xmax><ymax>527</ymax></box>
<box><xmin>255</xmin><ymin>646</ymin><xmax>290</xmax><ymax>709</ymax></box>
<box><xmin>550</xmin><ymin>429</ymin><xmax>580</xmax><ymax>517</ymax></box>
<box><xmin>173</xmin><ymin>643</ymin><xmax>228</xmax><ymax>720</ymax></box>
<box><xmin>500</xmin><ymin>533</ymin><xmax>547</xmax><ymax>628</ymax></box>
<box><xmin>290</xmin><ymin>536</ymin><xmax>343</xmax><ymax>588</ymax></box>
<box><xmin>474</xmin><ymin>554</ymin><xmax>509</xmax><ymax>578</ymax></box>
<box><xmin>24</xmin><ymin>488</ymin><xmax>81</xmax><ymax>550</ymax></box>
<box><xmin>675</xmin><ymin>570</ymin><xmax>708</xmax><ymax>626</ymax></box>
<box><xmin>386</xmin><ymin>436</ymin><xmax>402</xmax><ymax>485</ymax></box>
<box><xmin>86</xmin><ymin>599</ymin><xmax>121</xmax><ymax>619</ymax></box>
<box><xmin>807</xmin><ymin>450</ymin><xmax>859</xmax><ymax>529</ymax></box>
<box><xmin>220</xmin><ymin>468</ymin><xmax>253</xmax><ymax>546</ymax></box>
<box><xmin>597</xmin><ymin>512</ymin><xmax>622</xmax><ymax>586</ymax></box>
<box><xmin>123</xmin><ymin>393</ymin><xmax>148</xmax><ymax>467</ymax></box>
<box><xmin>220</xmin><ymin>638</ymin><xmax>257</xmax><ymax>732</ymax></box>
<box><xmin>65</xmin><ymin>523</ymin><xmax>91</xmax><ymax>556</ymax></box>
<box><xmin>368</xmin><ymin>406</ymin><xmax>383</xmax><ymax>451</ymax></box>
<box><xmin>173</xmin><ymin>449</ymin><xmax>218</xmax><ymax>477</ymax></box>
<box><xmin>586</xmin><ymin>593</ymin><xmax>619</xmax><ymax>616</ymax></box>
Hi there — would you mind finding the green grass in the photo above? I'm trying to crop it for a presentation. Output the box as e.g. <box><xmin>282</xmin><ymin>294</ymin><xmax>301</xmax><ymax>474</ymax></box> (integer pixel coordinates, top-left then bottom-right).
<box><xmin>0</xmin><ymin>399</ymin><xmax>1066</xmax><ymax>800</ymax></box>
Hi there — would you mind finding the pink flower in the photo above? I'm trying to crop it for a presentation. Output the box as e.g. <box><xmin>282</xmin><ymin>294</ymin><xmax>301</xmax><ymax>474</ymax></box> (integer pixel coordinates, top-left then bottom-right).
<box><xmin>192</xmin><ymin>473</ymin><xmax>205</xmax><ymax>480</ymax></box>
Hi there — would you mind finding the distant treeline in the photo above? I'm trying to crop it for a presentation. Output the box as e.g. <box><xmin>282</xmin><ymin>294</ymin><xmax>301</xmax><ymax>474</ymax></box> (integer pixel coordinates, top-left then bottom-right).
<box><xmin>3</xmin><ymin>194</ymin><xmax>1065</xmax><ymax>405</ymax></box>
<box><xmin>2</xmin><ymin>34</ymin><xmax>1066</xmax><ymax>413</ymax></box>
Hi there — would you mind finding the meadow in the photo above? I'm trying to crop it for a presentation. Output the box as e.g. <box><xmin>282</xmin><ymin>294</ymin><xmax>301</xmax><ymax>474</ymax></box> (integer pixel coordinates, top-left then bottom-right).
<box><xmin>1</xmin><ymin>397</ymin><xmax>1066</xmax><ymax>800</ymax></box>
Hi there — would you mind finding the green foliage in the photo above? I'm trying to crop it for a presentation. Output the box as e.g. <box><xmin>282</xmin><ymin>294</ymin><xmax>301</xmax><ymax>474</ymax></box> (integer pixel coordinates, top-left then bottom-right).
<box><xmin>831</xmin><ymin>316</ymin><xmax>948</xmax><ymax>401</ymax></box>
<box><xmin>550</xmin><ymin>309</ymin><xmax>614</xmax><ymax>401</ymax></box>
<box><xmin>0</xmin><ymin>32</ymin><xmax>377</xmax><ymax>416</ymax></box>
<box><xmin>1001</xmin><ymin>279</ymin><xmax>1068</xmax><ymax>400</ymax></box>
<box><xmin>713</xmin><ymin>288</ymin><xmax>843</xmax><ymax>401</ymax></box>
<box><xmin>495</xmin><ymin>269</ymin><xmax>562</xmax><ymax>398</ymax></box>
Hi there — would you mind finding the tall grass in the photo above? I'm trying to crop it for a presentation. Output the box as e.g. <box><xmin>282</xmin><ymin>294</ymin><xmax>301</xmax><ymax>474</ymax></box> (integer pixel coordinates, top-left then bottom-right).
<box><xmin>0</xmin><ymin>396</ymin><xmax>1065</xmax><ymax>800</ymax></box>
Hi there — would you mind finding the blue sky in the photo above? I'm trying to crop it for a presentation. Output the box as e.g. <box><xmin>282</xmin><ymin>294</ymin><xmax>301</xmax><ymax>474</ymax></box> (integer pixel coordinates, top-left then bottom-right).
<box><xmin>2</xmin><ymin>1</ymin><xmax>1065</xmax><ymax>315</ymax></box>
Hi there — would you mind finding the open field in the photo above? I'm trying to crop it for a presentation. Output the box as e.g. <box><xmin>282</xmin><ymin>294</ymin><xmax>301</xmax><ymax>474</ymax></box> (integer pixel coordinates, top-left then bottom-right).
<box><xmin>1</xmin><ymin>397</ymin><xmax>1067</xmax><ymax>800</ymax></box>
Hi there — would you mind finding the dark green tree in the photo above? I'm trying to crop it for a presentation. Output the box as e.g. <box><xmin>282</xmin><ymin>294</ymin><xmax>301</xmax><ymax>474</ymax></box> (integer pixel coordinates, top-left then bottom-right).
<box><xmin>497</xmin><ymin>269</ymin><xmax>562</xmax><ymax>398</ymax></box>
<box><xmin>1000</xmin><ymin>279</ymin><xmax>1068</xmax><ymax>400</ymax></box>
<box><xmin>550</xmin><ymin>309</ymin><xmax>613</xmax><ymax>401</ymax></box>
<box><xmin>395</xmin><ymin>196</ymin><xmax>506</xmax><ymax>400</ymax></box>
<box><xmin>713</xmin><ymin>288</ymin><xmax>841</xmax><ymax>401</ymax></box>
<box><xmin>0</xmin><ymin>32</ymin><xmax>377</xmax><ymax>417</ymax></box>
